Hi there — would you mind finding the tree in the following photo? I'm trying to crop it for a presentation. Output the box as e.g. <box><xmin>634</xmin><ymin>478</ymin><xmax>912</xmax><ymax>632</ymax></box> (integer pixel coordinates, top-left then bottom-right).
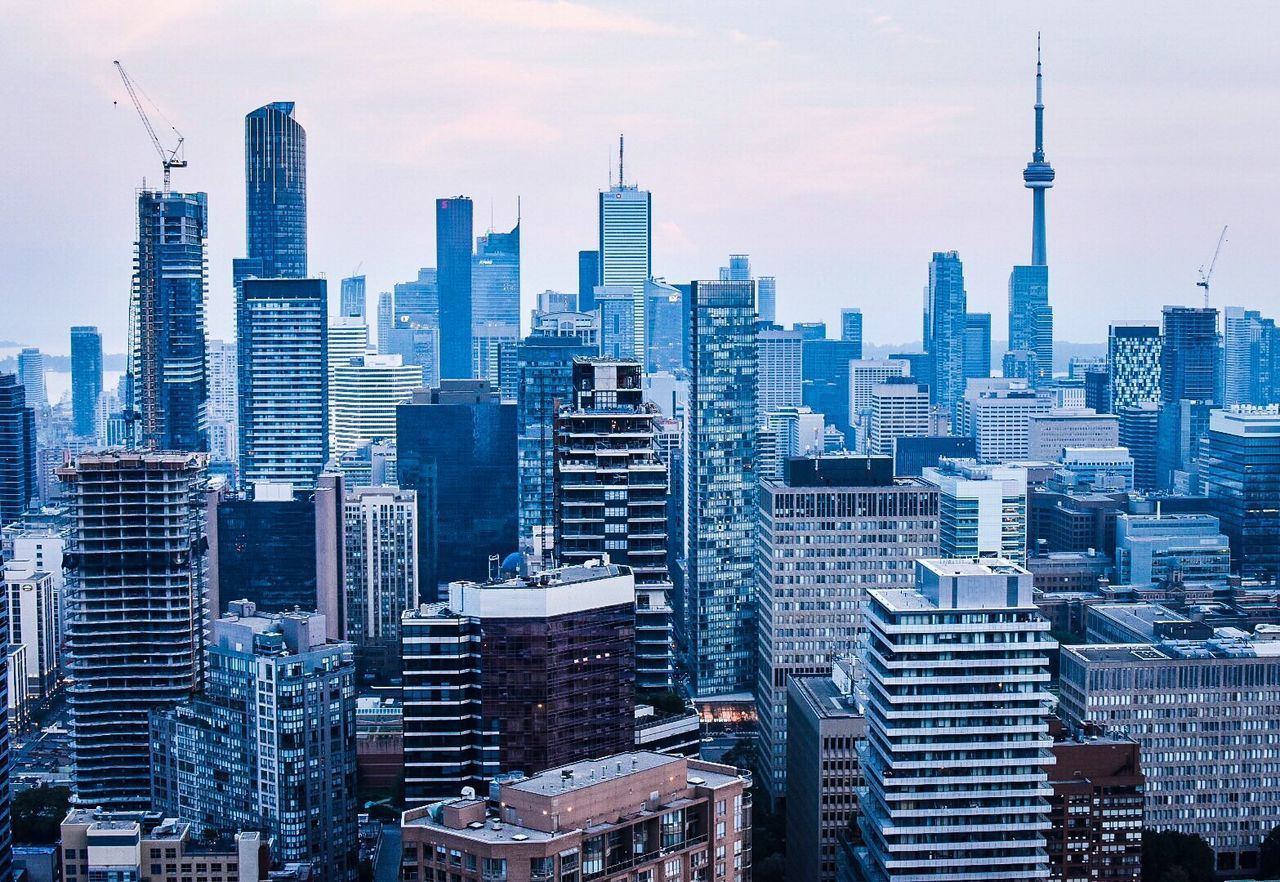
<box><xmin>1141</xmin><ymin>829</ymin><xmax>1215</xmax><ymax>882</ymax></box>
<box><xmin>1260</xmin><ymin>825</ymin><xmax>1280</xmax><ymax>879</ymax></box>
<box><xmin>13</xmin><ymin>786</ymin><xmax>71</xmax><ymax>844</ymax></box>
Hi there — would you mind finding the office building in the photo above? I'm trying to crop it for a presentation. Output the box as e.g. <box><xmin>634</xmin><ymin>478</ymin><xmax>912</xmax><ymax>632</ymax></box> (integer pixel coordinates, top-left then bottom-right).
<box><xmin>385</xmin><ymin>325</ymin><xmax>439</xmax><ymax>393</ymax></box>
<box><xmin>396</xmin><ymin>382</ymin><xmax>517</xmax><ymax>600</ymax></box>
<box><xmin>206</xmin><ymin>339</ymin><xmax>237</xmax><ymax>467</ymax></box>
<box><xmin>756</xmin><ymin>329</ymin><xmax>804</xmax><ymax>415</ymax></box>
<box><xmin>598</xmin><ymin>151</ymin><xmax>652</xmax><ymax>357</ymax></box>
<box><xmin>645</xmin><ymin>277</ymin><xmax>685</xmax><ymax>373</ymax></box>
<box><xmin>794</xmin><ymin>322</ymin><xmax>827</xmax><ymax>341</ymax></box>
<box><xmin>401</xmin><ymin>563</ymin><xmax>635</xmax><ymax>802</ymax></box>
<box><xmin>847</xmin><ymin>360</ymin><xmax>910</xmax><ymax>450</ymax></box>
<box><xmin>472</xmin><ymin>220</ymin><xmax>520</xmax><ymax>327</ymax></box>
<box><xmin>400</xmin><ymin>752</ymin><xmax>750</xmax><ymax>882</ymax></box>
<box><xmin>1117</xmin><ymin>402</ymin><xmax>1160</xmax><ymax>491</ymax></box>
<box><xmin>1045</xmin><ymin>724</ymin><xmax>1144</xmax><ymax>882</ymax></box>
<box><xmin>343</xmin><ymin>486</ymin><xmax>418</xmax><ymax>679</ymax></box>
<box><xmin>554</xmin><ymin>358</ymin><xmax>672</xmax><ymax>689</ymax></box>
<box><xmin>394</xmin><ymin>268</ymin><xmax>439</xmax><ymax>329</ymax></box>
<box><xmin>596</xmin><ymin>286</ymin><xmax>637</xmax><ymax>359</ymax></box>
<box><xmin>131</xmin><ymin>190</ymin><xmax>209</xmax><ymax>452</ymax></box>
<box><xmin>331</xmin><ymin>355</ymin><xmax>421</xmax><ymax>455</ymax></box>
<box><xmin>857</xmin><ymin>559</ymin><xmax>1053</xmax><ymax>882</ymax></box>
<box><xmin>1156</xmin><ymin>397</ymin><xmax>1214</xmax><ymax>492</ymax></box>
<box><xmin>923</xmin><ymin>250</ymin><xmax>967</xmax><ymax>415</ymax></box>
<box><xmin>1161</xmin><ymin>305</ymin><xmax>1220</xmax><ymax>403</ymax></box>
<box><xmin>757</xmin><ymin>275</ymin><xmax>777</xmax><ymax>324</ymax></box>
<box><xmin>237</xmin><ymin>277</ymin><xmax>328</xmax><ymax>490</ymax></box>
<box><xmin>245</xmin><ymin>101</ymin><xmax>307</xmax><ymax>278</ymax></box>
<box><xmin>720</xmin><ymin>253</ymin><xmax>751</xmax><ymax>281</ymax></box>
<box><xmin>60</xmin><ymin>811</ymin><xmax>270</xmax><ymax>882</ymax></box>
<box><xmin>959</xmin><ymin>379</ymin><xmax>1051</xmax><ymax>463</ymax></box>
<box><xmin>151</xmin><ymin>602</ymin><xmax>357</xmax><ymax>882</ymax></box>
<box><xmin>891</xmin><ymin>435</ymin><xmax>976</xmax><ymax>477</ymax></box>
<box><xmin>577</xmin><ymin>249</ymin><xmax>600</xmax><ymax>313</ymax></box>
<box><xmin>1114</xmin><ymin>512</ymin><xmax>1230</xmax><ymax>585</ymax></box>
<box><xmin>1028</xmin><ymin>408</ymin><xmax>1119</xmax><ymax>460</ymax></box>
<box><xmin>1060</xmin><ymin>631</ymin><xmax>1280</xmax><ymax>875</ymax></box>
<box><xmin>684</xmin><ymin>280</ymin><xmax>757</xmax><ymax>699</ymax></box>
<box><xmin>515</xmin><ymin>335</ymin><xmax>595</xmax><ymax>565</ymax></box>
<box><xmin>757</xmin><ymin>456</ymin><xmax>938</xmax><ymax>803</ymax></box>
<box><xmin>802</xmin><ymin>338</ymin><xmax>863</xmax><ymax>436</ymax></box>
<box><xmin>1201</xmin><ymin>406</ymin><xmax>1280</xmax><ymax>579</ymax></box>
<box><xmin>70</xmin><ymin>327</ymin><xmax>103</xmax><ymax>439</ymax></box>
<box><xmin>787</xmin><ymin>668</ymin><xmax>865</xmax><ymax>882</ymax></box>
<box><xmin>840</xmin><ymin>307</ymin><xmax>863</xmax><ymax>347</ymax></box>
<box><xmin>0</xmin><ymin>375</ymin><xmax>36</xmax><ymax>528</ymax></box>
<box><xmin>16</xmin><ymin>349</ymin><xmax>47</xmax><ymax>432</ymax></box>
<box><xmin>923</xmin><ymin>458</ymin><xmax>1029</xmax><ymax>563</ymax></box>
<box><xmin>533</xmin><ymin>288</ymin><xmax>577</xmax><ymax>317</ymax></box>
<box><xmin>339</xmin><ymin>274</ymin><xmax>365</xmax><ymax>319</ymax></box>
<box><xmin>1107</xmin><ymin>322</ymin><xmax>1162</xmax><ymax>410</ymax></box>
<box><xmin>57</xmin><ymin>452</ymin><xmax>208</xmax><ymax>809</ymax></box>
<box><xmin>211</xmin><ymin>476</ymin><xmax>344</xmax><ymax>634</ymax></box>
<box><xmin>1084</xmin><ymin>366</ymin><xmax>1111</xmax><ymax>412</ymax></box>
<box><xmin>963</xmin><ymin>312</ymin><xmax>992</xmax><ymax>383</ymax></box>
<box><xmin>327</xmin><ymin>317</ymin><xmax>370</xmax><ymax>442</ymax></box>
<box><xmin>5</xmin><ymin>568</ymin><xmax>56</xmax><ymax>703</ymax></box>
<box><xmin>437</xmin><ymin>197</ymin><xmax>474</xmax><ymax>379</ymax></box>
<box><xmin>868</xmin><ymin>380</ymin><xmax>930</xmax><ymax>457</ymax></box>
<box><xmin>376</xmin><ymin>291</ymin><xmax>394</xmax><ymax>355</ymax></box>
<box><xmin>1058</xmin><ymin>446</ymin><xmax>1135</xmax><ymax>491</ymax></box>
<box><xmin>1223</xmin><ymin>306</ymin><xmax>1279</xmax><ymax>407</ymax></box>
<box><xmin>756</xmin><ymin>407</ymin><xmax>827</xmax><ymax>481</ymax></box>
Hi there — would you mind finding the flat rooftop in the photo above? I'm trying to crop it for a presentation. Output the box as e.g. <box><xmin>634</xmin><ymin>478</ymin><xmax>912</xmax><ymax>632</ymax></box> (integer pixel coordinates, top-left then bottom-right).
<box><xmin>507</xmin><ymin>751</ymin><xmax>739</xmax><ymax>799</ymax></box>
<box><xmin>793</xmin><ymin>677</ymin><xmax>863</xmax><ymax>720</ymax></box>
<box><xmin>917</xmin><ymin>558</ymin><xmax>1030</xmax><ymax>578</ymax></box>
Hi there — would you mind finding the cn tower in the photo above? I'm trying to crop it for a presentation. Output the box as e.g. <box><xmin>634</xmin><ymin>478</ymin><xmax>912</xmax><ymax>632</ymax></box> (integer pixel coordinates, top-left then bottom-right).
<box><xmin>1023</xmin><ymin>33</ymin><xmax>1054</xmax><ymax>266</ymax></box>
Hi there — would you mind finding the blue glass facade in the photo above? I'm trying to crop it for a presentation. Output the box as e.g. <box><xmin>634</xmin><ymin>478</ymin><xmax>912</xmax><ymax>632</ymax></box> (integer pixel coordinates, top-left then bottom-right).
<box><xmin>1202</xmin><ymin>410</ymin><xmax>1280</xmax><ymax>580</ymax></box>
<box><xmin>472</xmin><ymin>222</ymin><xmax>520</xmax><ymax>327</ymax></box>
<box><xmin>1008</xmin><ymin>264</ymin><xmax>1052</xmax><ymax>385</ymax></box>
<box><xmin>924</xmin><ymin>251</ymin><xmax>967</xmax><ymax>416</ymax></box>
<box><xmin>245</xmin><ymin>102</ymin><xmax>307</xmax><ymax>278</ymax></box>
<box><xmin>1161</xmin><ymin>306</ymin><xmax>1220</xmax><ymax>403</ymax></box>
<box><xmin>437</xmin><ymin>197</ymin><xmax>474</xmax><ymax>379</ymax></box>
<box><xmin>339</xmin><ymin>274</ymin><xmax>365</xmax><ymax>319</ymax></box>
<box><xmin>801</xmin><ymin>339</ymin><xmax>861</xmax><ymax>436</ymax></box>
<box><xmin>684</xmin><ymin>280</ymin><xmax>757</xmax><ymax>698</ymax></box>
<box><xmin>71</xmin><ymin>326</ymin><xmax>103</xmax><ymax>438</ymax></box>
<box><xmin>0</xmin><ymin>374</ymin><xmax>35</xmax><ymax>528</ymax></box>
<box><xmin>964</xmin><ymin>312</ymin><xmax>992</xmax><ymax>383</ymax></box>
<box><xmin>840</xmin><ymin>308</ymin><xmax>863</xmax><ymax>349</ymax></box>
<box><xmin>578</xmin><ymin>249</ymin><xmax>600</xmax><ymax>313</ymax></box>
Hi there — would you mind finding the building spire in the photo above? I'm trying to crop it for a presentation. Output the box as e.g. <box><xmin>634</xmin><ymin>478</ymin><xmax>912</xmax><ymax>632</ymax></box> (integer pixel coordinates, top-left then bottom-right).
<box><xmin>618</xmin><ymin>133</ymin><xmax>625</xmax><ymax>188</ymax></box>
<box><xmin>1033</xmin><ymin>32</ymin><xmax>1045</xmax><ymax>162</ymax></box>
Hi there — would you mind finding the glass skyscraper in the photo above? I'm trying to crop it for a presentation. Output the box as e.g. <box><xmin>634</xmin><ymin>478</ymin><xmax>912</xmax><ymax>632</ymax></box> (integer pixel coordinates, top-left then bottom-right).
<box><xmin>245</xmin><ymin>101</ymin><xmax>307</xmax><ymax>278</ymax></box>
<box><xmin>923</xmin><ymin>250</ymin><xmax>967</xmax><ymax>415</ymax></box>
<box><xmin>1161</xmin><ymin>305</ymin><xmax>1220</xmax><ymax>403</ymax></box>
<box><xmin>70</xmin><ymin>326</ymin><xmax>103</xmax><ymax>439</ymax></box>
<box><xmin>0</xmin><ymin>374</ymin><xmax>36</xmax><ymax>527</ymax></box>
<box><xmin>1107</xmin><ymin>322</ymin><xmax>1162</xmax><ymax>410</ymax></box>
<box><xmin>437</xmin><ymin>197</ymin><xmax>474</xmax><ymax>379</ymax></box>
<box><xmin>131</xmin><ymin>190</ymin><xmax>208</xmax><ymax>452</ymax></box>
<box><xmin>1201</xmin><ymin>407</ymin><xmax>1280</xmax><ymax>580</ymax></box>
<box><xmin>237</xmin><ymin>278</ymin><xmax>328</xmax><ymax>489</ymax></box>
<box><xmin>598</xmin><ymin>178</ymin><xmax>652</xmax><ymax>357</ymax></box>
<box><xmin>1223</xmin><ymin>307</ymin><xmax>1279</xmax><ymax>406</ymax></box>
<box><xmin>840</xmin><ymin>307</ymin><xmax>863</xmax><ymax>348</ymax></box>
<box><xmin>963</xmin><ymin>312</ymin><xmax>992</xmax><ymax>382</ymax></box>
<box><xmin>683</xmin><ymin>279</ymin><xmax>757</xmax><ymax>698</ymax></box>
<box><xmin>339</xmin><ymin>274</ymin><xmax>366</xmax><ymax>319</ymax></box>
<box><xmin>577</xmin><ymin>249</ymin><xmax>600</xmax><ymax>313</ymax></box>
<box><xmin>472</xmin><ymin>221</ymin><xmax>520</xmax><ymax>327</ymax></box>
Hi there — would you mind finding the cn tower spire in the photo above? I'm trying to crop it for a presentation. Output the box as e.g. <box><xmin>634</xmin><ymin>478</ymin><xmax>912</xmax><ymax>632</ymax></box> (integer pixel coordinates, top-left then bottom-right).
<box><xmin>1023</xmin><ymin>32</ymin><xmax>1054</xmax><ymax>266</ymax></box>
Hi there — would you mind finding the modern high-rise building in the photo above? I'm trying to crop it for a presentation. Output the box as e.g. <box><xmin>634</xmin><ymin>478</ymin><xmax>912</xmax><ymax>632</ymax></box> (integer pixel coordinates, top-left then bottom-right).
<box><xmin>17</xmin><ymin>349</ymin><xmax>48</xmax><ymax>431</ymax></box>
<box><xmin>963</xmin><ymin>312</ymin><xmax>992</xmax><ymax>382</ymax></box>
<box><xmin>1223</xmin><ymin>306</ymin><xmax>1279</xmax><ymax>407</ymax></box>
<box><xmin>923</xmin><ymin>251</ymin><xmax>967</xmax><ymax>415</ymax></box>
<box><xmin>757</xmin><ymin>275</ymin><xmax>778</xmax><ymax>324</ymax></box>
<box><xmin>1027</xmin><ymin>408</ymin><xmax>1120</xmax><ymax>460</ymax></box>
<box><xmin>1160</xmin><ymin>305</ymin><xmax>1220</xmax><ymax>403</ymax></box>
<box><xmin>330</xmin><ymin>355</ymin><xmax>421</xmax><ymax>456</ymax></box>
<box><xmin>437</xmin><ymin>197</ymin><xmax>474</xmax><ymax>379</ymax></box>
<box><xmin>595</xmin><ymin>286</ymin><xmax>636</xmax><ymax>359</ymax></box>
<box><xmin>151</xmin><ymin>602</ymin><xmax>357</xmax><ymax>882</ymax></box>
<box><xmin>683</xmin><ymin>280</ymin><xmax>757</xmax><ymax>699</ymax></box>
<box><xmin>1201</xmin><ymin>406</ymin><xmax>1280</xmax><ymax>579</ymax></box>
<box><xmin>756</xmin><ymin>456</ymin><xmax>938</xmax><ymax>804</ymax></box>
<box><xmin>847</xmin><ymin>360</ymin><xmax>910</xmax><ymax>450</ymax></box>
<box><xmin>1118</xmin><ymin>402</ymin><xmax>1160</xmax><ymax>491</ymax></box>
<box><xmin>1060</xmin><ymin>631</ymin><xmax>1280</xmax><ymax>875</ymax></box>
<box><xmin>577</xmin><ymin>249</ymin><xmax>600</xmax><ymax>313</ymax></box>
<box><xmin>598</xmin><ymin>148</ymin><xmax>652</xmax><ymax>357</ymax></box>
<box><xmin>393</xmin><ymin>268</ymin><xmax>438</xmax><ymax>329</ymax></box>
<box><xmin>856</xmin><ymin>559</ymin><xmax>1054</xmax><ymax>882</ymax></box>
<box><xmin>396</xmin><ymin>382</ymin><xmax>517</xmax><ymax>600</ymax></box>
<box><xmin>401</xmin><ymin>563</ymin><xmax>636</xmax><ymax>803</ymax></box>
<box><xmin>868</xmin><ymin>380</ymin><xmax>931</xmax><ymax>457</ymax></box>
<box><xmin>131</xmin><ymin>190</ymin><xmax>209</xmax><ymax>452</ymax></box>
<box><xmin>840</xmin><ymin>307</ymin><xmax>863</xmax><ymax>347</ymax></box>
<box><xmin>57</xmin><ymin>452</ymin><xmax>208</xmax><ymax>809</ymax></box>
<box><xmin>237</xmin><ymin>277</ymin><xmax>328</xmax><ymax>490</ymax></box>
<box><xmin>339</xmin><ymin>274</ymin><xmax>366</xmax><ymax>319</ymax></box>
<box><xmin>206</xmin><ymin>339</ymin><xmax>237</xmax><ymax>467</ymax></box>
<box><xmin>5</xmin><ymin>567</ymin><xmax>57</xmax><ymax>704</ymax></box>
<box><xmin>756</xmin><ymin>407</ymin><xmax>828</xmax><ymax>480</ymax></box>
<box><xmin>958</xmin><ymin>378</ymin><xmax>1051</xmax><ymax>463</ymax></box>
<box><xmin>1107</xmin><ymin>322</ymin><xmax>1162</xmax><ymax>410</ymax></box>
<box><xmin>923</xmin><ymin>458</ymin><xmax>1029</xmax><ymax>563</ymax></box>
<box><xmin>327</xmin><ymin>316</ymin><xmax>370</xmax><ymax>440</ymax></box>
<box><xmin>376</xmin><ymin>291</ymin><xmax>394</xmax><ymax>354</ymax></box>
<box><xmin>384</xmin><ymin>325</ymin><xmax>439</xmax><ymax>392</ymax></box>
<box><xmin>471</xmin><ymin>220</ymin><xmax>520</xmax><ymax>328</ymax></box>
<box><xmin>0</xmin><ymin>375</ymin><xmax>36</xmax><ymax>528</ymax></box>
<box><xmin>554</xmin><ymin>358</ymin><xmax>672</xmax><ymax>690</ymax></box>
<box><xmin>756</xmin><ymin>329</ymin><xmax>804</xmax><ymax>416</ymax></box>
<box><xmin>645</xmin><ymin>277</ymin><xmax>685</xmax><ymax>373</ymax></box>
<box><xmin>1114</xmin><ymin>512</ymin><xmax>1230</xmax><ymax>584</ymax></box>
<box><xmin>244</xmin><ymin>101</ymin><xmax>307</xmax><ymax>278</ymax></box>
<box><xmin>515</xmin><ymin>335</ymin><xmax>595</xmax><ymax>565</ymax></box>
<box><xmin>802</xmin><ymin>338</ymin><xmax>863</xmax><ymax>437</ymax></box>
<box><xmin>720</xmin><ymin>253</ymin><xmax>751</xmax><ymax>281</ymax></box>
<box><xmin>70</xmin><ymin>327</ymin><xmax>103</xmax><ymax>440</ymax></box>
<box><xmin>342</xmin><ymin>486</ymin><xmax>418</xmax><ymax>679</ymax></box>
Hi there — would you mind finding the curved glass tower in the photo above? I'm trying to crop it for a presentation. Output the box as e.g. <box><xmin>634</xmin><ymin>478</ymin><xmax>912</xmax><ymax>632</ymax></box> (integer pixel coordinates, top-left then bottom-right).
<box><xmin>245</xmin><ymin>101</ymin><xmax>307</xmax><ymax>278</ymax></box>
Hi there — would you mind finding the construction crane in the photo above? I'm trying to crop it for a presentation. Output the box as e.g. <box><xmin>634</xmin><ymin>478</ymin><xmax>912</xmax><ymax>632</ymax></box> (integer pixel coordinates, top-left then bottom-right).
<box><xmin>1196</xmin><ymin>225</ymin><xmax>1228</xmax><ymax>308</ymax></box>
<box><xmin>114</xmin><ymin>60</ymin><xmax>186</xmax><ymax>191</ymax></box>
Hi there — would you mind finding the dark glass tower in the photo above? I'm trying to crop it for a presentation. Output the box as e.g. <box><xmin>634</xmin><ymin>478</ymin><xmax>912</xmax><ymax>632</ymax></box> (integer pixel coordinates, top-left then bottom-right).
<box><xmin>964</xmin><ymin>312</ymin><xmax>992</xmax><ymax>382</ymax></box>
<box><xmin>71</xmin><ymin>326</ymin><xmax>104</xmax><ymax>439</ymax></box>
<box><xmin>924</xmin><ymin>251</ymin><xmax>967</xmax><ymax>415</ymax></box>
<box><xmin>578</xmin><ymin>249</ymin><xmax>600</xmax><ymax>313</ymax></box>
<box><xmin>437</xmin><ymin>197</ymin><xmax>474</xmax><ymax>379</ymax></box>
<box><xmin>131</xmin><ymin>190</ymin><xmax>208</xmax><ymax>452</ymax></box>
<box><xmin>245</xmin><ymin>102</ymin><xmax>307</xmax><ymax>279</ymax></box>
<box><xmin>0</xmin><ymin>374</ymin><xmax>36</xmax><ymax>527</ymax></box>
<box><xmin>1160</xmin><ymin>306</ymin><xmax>1220</xmax><ymax>403</ymax></box>
<box><xmin>339</xmin><ymin>275</ymin><xmax>366</xmax><ymax>319</ymax></box>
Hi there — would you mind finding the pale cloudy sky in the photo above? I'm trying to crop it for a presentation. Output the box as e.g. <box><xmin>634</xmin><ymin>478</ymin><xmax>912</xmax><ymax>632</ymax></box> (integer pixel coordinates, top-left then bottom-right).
<box><xmin>3</xmin><ymin>1</ymin><xmax>1277</xmax><ymax>356</ymax></box>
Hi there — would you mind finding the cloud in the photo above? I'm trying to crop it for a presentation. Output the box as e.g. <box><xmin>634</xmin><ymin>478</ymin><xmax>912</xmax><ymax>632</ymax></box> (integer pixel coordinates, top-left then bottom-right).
<box><xmin>728</xmin><ymin>29</ymin><xmax>779</xmax><ymax>49</ymax></box>
<box><xmin>326</xmin><ymin>0</ymin><xmax>692</xmax><ymax>37</ymax></box>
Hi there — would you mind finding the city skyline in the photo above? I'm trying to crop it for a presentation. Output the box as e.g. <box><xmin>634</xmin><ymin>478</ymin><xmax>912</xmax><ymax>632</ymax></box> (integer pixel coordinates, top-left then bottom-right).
<box><xmin>5</xmin><ymin>3</ymin><xmax>1278</xmax><ymax>353</ymax></box>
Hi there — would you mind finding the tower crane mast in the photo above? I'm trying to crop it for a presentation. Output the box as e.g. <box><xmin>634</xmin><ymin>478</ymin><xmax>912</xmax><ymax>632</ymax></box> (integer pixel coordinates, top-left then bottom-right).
<box><xmin>1196</xmin><ymin>225</ymin><xmax>1228</xmax><ymax>309</ymax></box>
<box><xmin>114</xmin><ymin>60</ymin><xmax>187</xmax><ymax>191</ymax></box>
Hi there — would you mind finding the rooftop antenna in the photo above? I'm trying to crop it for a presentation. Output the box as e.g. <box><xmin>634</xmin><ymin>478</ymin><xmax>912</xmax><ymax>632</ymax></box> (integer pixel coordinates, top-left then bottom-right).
<box><xmin>618</xmin><ymin>133</ymin><xmax>625</xmax><ymax>188</ymax></box>
<box><xmin>516</xmin><ymin>195</ymin><xmax>521</xmax><ymax>225</ymax></box>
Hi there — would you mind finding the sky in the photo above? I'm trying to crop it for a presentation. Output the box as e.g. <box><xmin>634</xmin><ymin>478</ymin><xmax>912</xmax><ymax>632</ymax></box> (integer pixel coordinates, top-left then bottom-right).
<box><xmin>3</xmin><ymin>1</ymin><xmax>1278</xmax><ymax>357</ymax></box>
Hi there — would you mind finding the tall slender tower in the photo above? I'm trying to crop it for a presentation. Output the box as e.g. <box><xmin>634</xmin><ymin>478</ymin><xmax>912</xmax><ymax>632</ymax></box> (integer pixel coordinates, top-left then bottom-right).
<box><xmin>1009</xmin><ymin>35</ymin><xmax>1055</xmax><ymax>386</ymax></box>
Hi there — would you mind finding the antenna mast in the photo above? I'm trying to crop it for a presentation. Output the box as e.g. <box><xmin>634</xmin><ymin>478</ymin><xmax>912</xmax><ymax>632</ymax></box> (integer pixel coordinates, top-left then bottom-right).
<box><xmin>618</xmin><ymin>134</ymin><xmax>625</xmax><ymax>188</ymax></box>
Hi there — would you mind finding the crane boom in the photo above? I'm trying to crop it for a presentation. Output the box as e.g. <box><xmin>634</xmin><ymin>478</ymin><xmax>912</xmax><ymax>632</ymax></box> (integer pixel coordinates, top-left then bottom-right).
<box><xmin>114</xmin><ymin>60</ymin><xmax>186</xmax><ymax>191</ymax></box>
<box><xmin>1196</xmin><ymin>225</ymin><xmax>1228</xmax><ymax>308</ymax></box>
